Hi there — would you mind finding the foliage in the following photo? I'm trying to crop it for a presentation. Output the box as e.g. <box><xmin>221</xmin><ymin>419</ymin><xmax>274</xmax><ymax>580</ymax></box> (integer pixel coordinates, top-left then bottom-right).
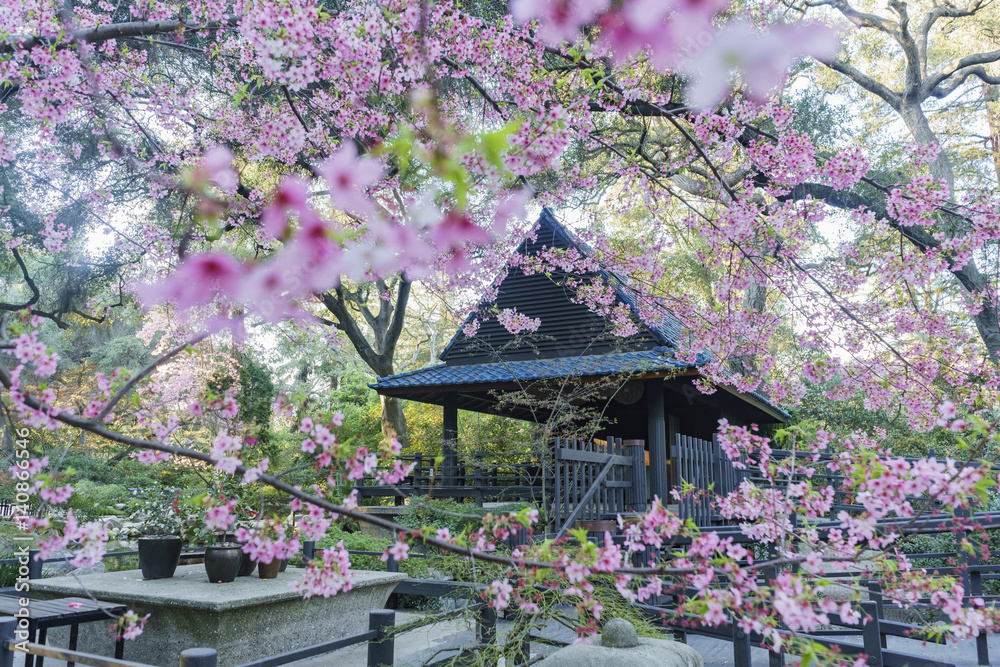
<box><xmin>316</xmin><ymin>527</ymin><xmax>430</xmax><ymax>579</ymax></box>
<box><xmin>65</xmin><ymin>480</ymin><xmax>129</xmax><ymax>522</ymax></box>
<box><xmin>397</xmin><ymin>499</ymin><xmax>537</xmax><ymax>537</ymax></box>
<box><xmin>127</xmin><ymin>487</ymin><xmax>183</xmax><ymax>538</ymax></box>
<box><xmin>209</xmin><ymin>352</ymin><xmax>276</xmax><ymax>457</ymax></box>
<box><xmin>5</xmin><ymin>0</ymin><xmax>1000</xmax><ymax>656</ymax></box>
<box><xmin>0</xmin><ymin>549</ymin><xmax>20</xmax><ymax>588</ymax></box>
<box><xmin>790</xmin><ymin>385</ymin><xmax>963</xmax><ymax>457</ymax></box>
<box><xmin>59</xmin><ymin>450</ymin><xmax>159</xmax><ymax>491</ymax></box>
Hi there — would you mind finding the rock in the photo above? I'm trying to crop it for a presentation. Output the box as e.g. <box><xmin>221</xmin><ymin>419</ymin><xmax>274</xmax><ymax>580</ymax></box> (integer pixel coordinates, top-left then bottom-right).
<box><xmin>602</xmin><ymin>618</ymin><xmax>639</xmax><ymax>648</ymax></box>
<box><xmin>816</xmin><ymin>583</ymin><xmax>862</xmax><ymax>602</ymax></box>
<box><xmin>42</xmin><ymin>550</ymin><xmax>107</xmax><ymax>578</ymax></box>
<box><xmin>537</xmin><ymin>619</ymin><xmax>703</xmax><ymax>667</ymax></box>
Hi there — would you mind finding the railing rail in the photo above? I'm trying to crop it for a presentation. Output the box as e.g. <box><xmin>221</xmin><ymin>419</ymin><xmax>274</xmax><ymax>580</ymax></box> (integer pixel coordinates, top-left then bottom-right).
<box><xmin>0</xmin><ymin>610</ymin><xmax>398</xmax><ymax>667</ymax></box>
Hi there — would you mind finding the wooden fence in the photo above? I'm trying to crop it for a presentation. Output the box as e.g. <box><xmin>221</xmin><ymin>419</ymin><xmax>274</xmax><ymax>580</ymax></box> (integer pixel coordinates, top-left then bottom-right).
<box><xmin>356</xmin><ymin>449</ymin><xmax>550</xmax><ymax>506</ymax></box>
<box><xmin>674</xmin><ymin>434</ymin><xmax>750</xmax><ymax>527</ymax></box>
<box><xmin>551</xmin><ymin>436</ymin><xmax>637</xmax><ymax>538</ymax></box>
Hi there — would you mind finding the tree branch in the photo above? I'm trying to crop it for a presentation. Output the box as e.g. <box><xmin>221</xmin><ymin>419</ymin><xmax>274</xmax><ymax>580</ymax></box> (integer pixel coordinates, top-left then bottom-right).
<box><xmin>817</xmin><ymin>57</ymin><xmax>901</xmax><ymax>108</ymax></box>
<box><xmin>0</xmin><ymin>17</ymin><xmax>240</xmax><ymax>54</ymax></box>
<box><xmin>383</xmin><ymin>277</ymin><xmax>411</xmax><ymax>357</ymax></box>
<box><xmin>0</xmin><ymin>247</ymin><xmax>41</xmax><ymax>312</ymax></box>
<box><xmin>886</xmin><ymin>0</ymin><xmax>923</xmax><ymax>96</ymax></box>
<box><xmin>95</xmin><ymin>333</ymin><xmax>209</xmax><ymax>423</ymax></box>
<box><xmin>927</xmin><ymin>62</ymin><xmax>1000</xmax><ymax>99</ymax></box>
<box><xmin>321</xmin><ymin>290</ymin><xmax>385</xmax><ymax>372</ymax></box>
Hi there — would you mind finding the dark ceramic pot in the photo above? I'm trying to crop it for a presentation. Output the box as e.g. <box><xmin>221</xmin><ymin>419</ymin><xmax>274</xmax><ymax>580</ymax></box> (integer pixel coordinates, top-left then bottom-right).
<box><xmin>257</xmin><ymin>558</ymin><xmax>281</xmax><ymax>579</ymax></box>
<box><xmin>137</xmin><ymin>536</ymin><xmax>182</xmax><ymax>580</ymax></box>
<box><xmin>237</xmin><ymin>547</ymin><xmax>256</xmax><ymax>577</ymax></box>
<box><xmin>204</xmin><ymin>544</ymin><xmax>243</xmax><ymax>583</ymax></box>
<box><xmin>279</xmin><ymin>558</ymin><xmax>288</xmax><ymax>573</ymax></box>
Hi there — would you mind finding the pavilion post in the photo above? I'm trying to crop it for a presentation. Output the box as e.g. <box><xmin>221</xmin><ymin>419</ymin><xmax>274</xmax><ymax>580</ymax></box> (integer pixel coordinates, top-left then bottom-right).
<box><xmin>442</xmin><ymin>393</ymin><xmax>459</xmax><ymax>488</ymax></box>
<box><xmin>623</xmin><ymin>439</ymin><xmax>647</xmax><ymax>512</ymax></box>
<box><xmin>646</xmin><ymin>379</ymin><xmax>669</xmax><ymax>504</ymax></box>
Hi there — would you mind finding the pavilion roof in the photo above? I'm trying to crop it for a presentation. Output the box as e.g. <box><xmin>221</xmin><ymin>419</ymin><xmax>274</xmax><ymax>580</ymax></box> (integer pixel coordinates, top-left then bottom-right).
<box><xmin>369</xmin><ymin>210</ymin><xmax>788</xmax><ymax>422</ymax></box>
<box><xmin>371</xmin><ymin>347</ymin><xmax>695</xmax><ymax>392</ymax></box>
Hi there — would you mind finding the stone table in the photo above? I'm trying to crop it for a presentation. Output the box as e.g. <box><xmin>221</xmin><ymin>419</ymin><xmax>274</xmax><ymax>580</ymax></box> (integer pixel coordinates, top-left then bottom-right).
<box><xmin>29</xmin><ymin>564</ymin><xmax>406</xmax><ymax>666</ymax></box>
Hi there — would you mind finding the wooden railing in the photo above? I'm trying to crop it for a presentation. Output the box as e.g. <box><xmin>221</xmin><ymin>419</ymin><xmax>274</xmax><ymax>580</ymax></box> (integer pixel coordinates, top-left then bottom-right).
<box><xmin>356</xmin><ymin>449</ymin><xmax>551</xmax><ymax>506</ymax></box>
<box><xmin>673</xmin><ymin>434</ymin><xmax>751</xmax><ymax>527</ymax></box>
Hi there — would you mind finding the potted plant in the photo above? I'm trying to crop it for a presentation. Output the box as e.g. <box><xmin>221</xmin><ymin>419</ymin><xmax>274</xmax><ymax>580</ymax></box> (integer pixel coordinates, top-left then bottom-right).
<box><xmin>204</xmin><ymin>541</ymin><xmax>243</xmax><ymax>583</ymax></box>
<box><xmin>237</xmin><ymin>517</ymin><xmax>299</xmax><ymax>580</ymax></box>
<box><xmin>129</xmin><ymin>489</ymin><xmax>184</xmax><ymax>580</ymax></box>
<box><xmin>186</xmin><ymin>495</ymin><xmax>246</xmax><ymax>583</ymax></box>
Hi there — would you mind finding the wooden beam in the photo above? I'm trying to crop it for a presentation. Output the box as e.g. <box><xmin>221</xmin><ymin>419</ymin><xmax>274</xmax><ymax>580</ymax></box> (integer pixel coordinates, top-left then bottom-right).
<box><xmin>442</xmin><ymin>393</ymin><xmax>459</xmax><ymax>487</ymax></box>
<box><xmin>714</xmin><ymin>384</ymin><xmax>788</xmax><ymax>422</ymax></box>
<box><xmin>647</xmin><ymin>379</ymin><xmax>669</xmax><ymax>504</ymax></box>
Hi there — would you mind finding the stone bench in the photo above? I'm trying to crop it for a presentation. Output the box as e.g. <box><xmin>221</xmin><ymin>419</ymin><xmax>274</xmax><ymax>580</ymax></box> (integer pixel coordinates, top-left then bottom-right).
<box><xmin>29</xmin><ymin>564</ymin><xmax>406</xmax><ymax>666</ymax></box>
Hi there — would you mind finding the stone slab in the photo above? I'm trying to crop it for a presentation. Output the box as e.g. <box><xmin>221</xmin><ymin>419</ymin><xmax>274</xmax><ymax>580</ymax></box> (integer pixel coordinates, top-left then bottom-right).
<box><xmin>30</xmin><ymin>564</ymin><xmax>406</xmax><ymax>666</ymax></box>
<box><xmin>355</xmin><ymin>506</ymin><xmax>407</xmax><ymax>541</ymax></box>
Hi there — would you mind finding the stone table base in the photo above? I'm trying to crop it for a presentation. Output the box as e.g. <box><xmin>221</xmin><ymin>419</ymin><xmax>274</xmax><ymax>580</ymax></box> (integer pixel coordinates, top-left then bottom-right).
<box><xmin>29</xmin><ymin>564</ymin><xmax>406</xmax><ymax>666</ymax></box>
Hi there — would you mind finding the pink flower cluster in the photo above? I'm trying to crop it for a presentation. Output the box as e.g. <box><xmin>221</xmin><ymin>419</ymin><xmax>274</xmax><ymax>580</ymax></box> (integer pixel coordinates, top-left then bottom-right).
<box><xmin>294</xmin><ymin>540</ymin><xmax>354</xmax><ymax>599</ymax></box>
<box><xmin>236</xmin><ymin>518</ymin><xmax>300</xmax><ymax>565</ymax></box>
<box><xmin>496</xmin><ymin>307</ymin><xmax>541</xmax><ymax>334</ymax></box>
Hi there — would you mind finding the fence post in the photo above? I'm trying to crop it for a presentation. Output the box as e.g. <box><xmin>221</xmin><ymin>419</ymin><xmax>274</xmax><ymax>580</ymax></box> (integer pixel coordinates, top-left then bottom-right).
<box><xmin>0</xmin><ymin>617</ymin><xmax>16</xmax><ymax>667</ymax></box>
<box><xmin>474</xmin><ymin>450</ymin><xmax>485</xmax><ymax>507</ymax></box>
<box><xmin>961</xmin><ymin>507</ymin><xmax>990</xmax><ymax>667</ymax></box>
<box><xmin>860</xmin><ymin>601</ymin><xmax>883</xmax><ymax>667</ymax></box>
<box><xmin>27</xmin><ymin>549</ymin><xmax>41</xmax><ymax>580</ymax></box>
<box><xmin>624</xmin><ymin>439</ymin><xmax>646</xmax><ymax>512</ymax></box>
<box><xmin>302</xmin><ymin>540</ymin><xmax>315</xmax><ymax>563</ymax></box>
<box><xmin>764</xmin><ymin>544</ymin><xmax>784</xmax><ymax>667</ymax></box>
<box><xmin>367</xmin><ymin>609</ymin><xmax>395</xmax><ymax>667</ymax></box>
<box><xmin>732</xmin><ymin>622</ymin><xmax>751</xmax><ymax>667</ymax></box>
<box><xmin>712</xmin><ymin>435</ymin><xmax>725</xmax><ymax>498</ymax></box>
<box><xmin>385</xmin><ymin>555</ymin><xmax>400</xmax><ymax>574</ymax></box>
<box><xmin>970</xmin><ymin>568</ymin><xmax>990</xmax><ymax>666</ymax></box>
<box><xmin>477</xmin><ymin>605</ymin><xmax>497</xmax><ymax>646</ymax></box>
<box><xmin>414</xmin><ymin>453</ymin><xmax>422</xmax><ymax>492</ymax></box>
<box><xmin>179</xmin><ymin>648</ymin><xmax>217</xmax><ymax>667</ymax></box>
<box><xmin>865</xmin><ymin>582</ymin><xmax>888</xmax><ymax>649</ymax></box>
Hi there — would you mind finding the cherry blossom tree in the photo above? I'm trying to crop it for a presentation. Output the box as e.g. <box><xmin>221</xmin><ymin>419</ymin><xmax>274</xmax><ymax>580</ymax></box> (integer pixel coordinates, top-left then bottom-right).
<box><xmin>3</xmin><ymin>0</ymin><xmax>1000</xmax><ymax>662</ymax></box>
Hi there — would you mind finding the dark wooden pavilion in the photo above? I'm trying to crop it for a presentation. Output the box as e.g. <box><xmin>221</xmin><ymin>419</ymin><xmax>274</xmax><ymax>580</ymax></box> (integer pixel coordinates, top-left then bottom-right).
<box><xmin>369</xmin><ymin>210</ymin><xmax>786</xmax><ymax>529</ymax></box>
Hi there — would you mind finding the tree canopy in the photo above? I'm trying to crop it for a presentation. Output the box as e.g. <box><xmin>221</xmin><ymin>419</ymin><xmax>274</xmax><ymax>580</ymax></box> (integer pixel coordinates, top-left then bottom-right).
<box><xmin>3</xmin><ymin>0</ymin><xmax>1000</xmax><ymax>658</ymax></box>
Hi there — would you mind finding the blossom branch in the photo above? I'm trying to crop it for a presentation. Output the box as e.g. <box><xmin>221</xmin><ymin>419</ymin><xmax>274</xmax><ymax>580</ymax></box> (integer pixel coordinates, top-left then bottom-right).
<box><xmin>0</xmin><ymin>17</ymin><xmax>240</xmax><ymax>54</ymax></box>
<box><xmin>93</xmin><ymin>333</ymin><xmax>209</xmax><ymax>424</ymax></box>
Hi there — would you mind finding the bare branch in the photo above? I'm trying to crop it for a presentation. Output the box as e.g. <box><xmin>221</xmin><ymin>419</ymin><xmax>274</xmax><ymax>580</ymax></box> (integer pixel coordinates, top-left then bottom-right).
<box><xmin>816</xmin><ymin>57</ymin><xmax>901</xmax><ymax>108</ymax></box>
<box><xmin>926</xmin><ymin>61</ymin><xmax>1000</xmax><ymax>99</ymax></box>
<box><xmin>886</xmin><ymin>0</ymin><xmax>923</xmax><ymax>94</ymax></box>
<box><xmin>0</xmin><ymin>247</ymin><xmax>41</xmax><ymax>312</ymax></box>
<box><xmin>805</xmin><ymin>0</ymin><xmax>899</xmax><ymax>34</ymax></box>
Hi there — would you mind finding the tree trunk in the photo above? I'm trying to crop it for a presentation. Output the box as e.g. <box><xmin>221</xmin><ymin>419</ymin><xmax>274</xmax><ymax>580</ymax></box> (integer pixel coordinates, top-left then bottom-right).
<box><xmin>982</xmin><ymin>80</ymin><xmax>1000</xmax><ymax>184</ymax></box>
<box><xmin>379</xmin><ymin>394</ymin><xmax>410</xmax><ymax>447</ymax></box>
<box><xmin>729</xmin><ymin>274</ymin><xmax>766</xmax><ymax>378</ymax></box>
<box><xmin>898</xmin><ymin>100</ymin><xmax>955</xmax><ymax>196</ymax></box>
<box><xmin>320</xmin><ymin>280</ymin><xmax>413</xmax><ymax>447</ymax></box>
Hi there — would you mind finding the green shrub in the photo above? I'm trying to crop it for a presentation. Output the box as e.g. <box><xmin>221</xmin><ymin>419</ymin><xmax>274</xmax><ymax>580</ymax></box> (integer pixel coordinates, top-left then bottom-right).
<box><xmin>316</xmin><ymin>527</ymin><xmax>430</xmax><ymax>579</ymax></box>
<box><xmin>397</xmin><ymin>499</ymin><xmax>536</xmax><ymax>536</ymax></box>
<box><xmin>67</xmin><ymin>480</ymin><xmax>130</xmax><ymax>521</ymax></box>
<box><xmin>0</xmin><ymin>549</ymin><xmax>20</xmax><ymax>588</ymax></box>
